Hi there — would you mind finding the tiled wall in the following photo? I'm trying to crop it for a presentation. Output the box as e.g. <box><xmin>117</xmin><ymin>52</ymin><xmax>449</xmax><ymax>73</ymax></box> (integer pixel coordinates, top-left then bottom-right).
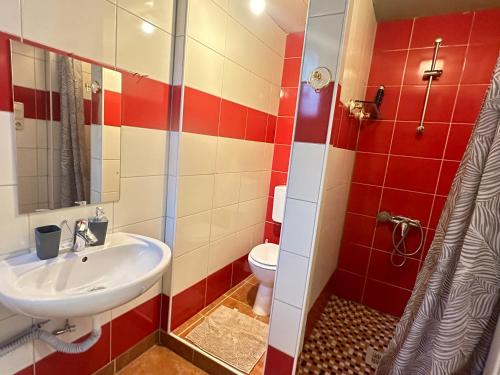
<box><xmin>264</xmin><ymin>32</ymin><xmax>304</xmax><ymax>245</ymax></box>
<box><xmin>265</xmin><ymin>1</ymin><xmax>350</xmax><ymax>373</ymax></box>
<box><xmin>166</xmin><ymin>0</ymin><xmax>286</xmax><ymax>330</ymax></box>
<box><xmin>334</xmin><ymin>8</ymin><xmax>500</xmax><ymax>317</ymax></box>
<box><xmin>0</xmin><ymin>1</ymin><xmax>174</xmax><ymax>374</ymax></box>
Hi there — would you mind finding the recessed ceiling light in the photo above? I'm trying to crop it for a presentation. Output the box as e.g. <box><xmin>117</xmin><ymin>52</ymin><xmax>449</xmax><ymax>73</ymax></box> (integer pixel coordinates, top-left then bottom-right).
<box><xmin>249</xmin><ymin>0</ymin><xmax>265</xmax><ymax>15</ymax></box>
<box><xmin>141</xmin><ymin>21</ymin><xmax>155</xmax><ymax>34</ymax></box>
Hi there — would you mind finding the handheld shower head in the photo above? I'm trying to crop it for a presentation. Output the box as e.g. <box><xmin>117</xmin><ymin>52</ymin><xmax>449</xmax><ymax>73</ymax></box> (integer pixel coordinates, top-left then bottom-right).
<box><xmin>376</xmin><ymin>211</ymin><xmax>393</xmax><ymax>223</ymax></box>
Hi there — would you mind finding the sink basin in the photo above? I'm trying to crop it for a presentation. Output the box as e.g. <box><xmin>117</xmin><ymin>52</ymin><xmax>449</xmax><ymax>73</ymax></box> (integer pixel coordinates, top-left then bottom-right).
<box><xmin>0</xmin><ymin>232</ymin><xmax>171</xmax><ymax>319</ymax></box>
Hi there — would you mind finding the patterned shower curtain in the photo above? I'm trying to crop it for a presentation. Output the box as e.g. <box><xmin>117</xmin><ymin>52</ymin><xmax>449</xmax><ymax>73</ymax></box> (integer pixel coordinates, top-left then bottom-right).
<box><xmin>59</xmin><ymin>56</ymin><xmax>90</xmax><ymax>207</ymax></box>
<box><xmin>378</xmin><ymin>54</ymin><xmax>500</xmax><ymax>374</ymax></box>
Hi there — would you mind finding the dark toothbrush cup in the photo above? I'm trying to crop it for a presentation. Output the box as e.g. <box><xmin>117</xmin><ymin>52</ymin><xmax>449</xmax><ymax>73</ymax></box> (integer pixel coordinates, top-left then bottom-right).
<box><xmin>35</xmin><ymin>225</ymin><xmax>61</xmax><ymax>260</ymax></box>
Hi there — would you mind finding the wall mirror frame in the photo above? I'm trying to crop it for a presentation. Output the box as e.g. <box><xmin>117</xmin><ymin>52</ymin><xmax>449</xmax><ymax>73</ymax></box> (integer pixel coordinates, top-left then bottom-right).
<box><xmin>10</xmin><ymin>40</ymin><xmax>123</xmax><ymax>214</ymax></box>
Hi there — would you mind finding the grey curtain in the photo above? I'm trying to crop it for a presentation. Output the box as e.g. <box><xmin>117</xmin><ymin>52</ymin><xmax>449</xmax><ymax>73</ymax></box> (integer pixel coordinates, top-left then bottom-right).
<box><xmin>378</xmin><ymin>54</ymin><xmax>500</xmax><ymax>374</ymax></box>
<box><xmin>59</xmin><ymin>56</ymin><xmax>90</xmax><ymax>207</ymax></box>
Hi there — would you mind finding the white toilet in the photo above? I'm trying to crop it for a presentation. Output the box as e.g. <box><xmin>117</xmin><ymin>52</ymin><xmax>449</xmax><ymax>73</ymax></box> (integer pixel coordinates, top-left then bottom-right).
<box><xmin>248</xmin><ymin>185</ymin><xmax>286</xmax><ymax>316</ymax></box>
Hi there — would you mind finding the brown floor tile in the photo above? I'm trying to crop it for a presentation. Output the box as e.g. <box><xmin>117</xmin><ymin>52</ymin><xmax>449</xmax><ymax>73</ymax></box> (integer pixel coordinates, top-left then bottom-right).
<box><xmin>173</xmin><ymin>313</ymin><xmax>204</xmax><ymax>336</ymax></box>
<box><xmin>297</xmin><ymin>295</ymin><xmax>398</xmax><ymax>374</ymax></box>
<box><xmin>246</xmin><ymin>275</ymin><xmax>259</xmax><ymax>285</ymax></box>
<box><xmin>117</xmin><ymin>345</ymin><xmax>206</xmax><ymax>375</ymax></box>
<box><xmin>230</xmin><ymin>281</ymin><xmax>258</xmax><ymax>308</ymax></box>
<box><xmin>115</xmin><ymin>331</ymin><xmax>158</xmax><ymax>372</ymax></box>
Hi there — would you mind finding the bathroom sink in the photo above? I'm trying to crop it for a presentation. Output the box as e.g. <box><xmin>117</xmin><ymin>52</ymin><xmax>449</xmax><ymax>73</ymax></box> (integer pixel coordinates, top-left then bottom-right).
<box><xmin>0</xmin><ymin>232</ymin><xmax>171</xmax><ymax>319</ymax></box>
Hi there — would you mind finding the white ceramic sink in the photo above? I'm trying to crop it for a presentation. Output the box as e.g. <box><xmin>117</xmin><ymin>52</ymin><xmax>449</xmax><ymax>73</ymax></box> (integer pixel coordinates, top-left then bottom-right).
<box><xmin>0</xmin><ymin>232</ymin><xmax>171</xmax><ymax>319</ymax></box>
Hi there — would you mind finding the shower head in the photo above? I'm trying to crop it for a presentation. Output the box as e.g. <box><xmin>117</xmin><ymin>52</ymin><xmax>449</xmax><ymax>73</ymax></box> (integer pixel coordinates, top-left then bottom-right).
<box><xmin>376</xmin><ymin>211</ymin><xmax>393</xmax><ymax>223</ymax></box>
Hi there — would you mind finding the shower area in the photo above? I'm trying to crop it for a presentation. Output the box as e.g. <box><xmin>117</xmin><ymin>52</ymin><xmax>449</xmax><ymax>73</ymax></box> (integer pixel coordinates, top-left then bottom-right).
<box><xmin>282</xmin><ymin>1</ymin><xmax>500</xmax><ymax>374</ymax></box>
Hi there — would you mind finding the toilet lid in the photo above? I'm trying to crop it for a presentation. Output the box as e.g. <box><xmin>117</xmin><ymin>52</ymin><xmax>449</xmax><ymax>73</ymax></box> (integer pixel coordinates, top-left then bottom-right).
<box><xmin>250</xmin><ymin>243</ymin><xmax>279</xmax><ymax>267</ymax></box>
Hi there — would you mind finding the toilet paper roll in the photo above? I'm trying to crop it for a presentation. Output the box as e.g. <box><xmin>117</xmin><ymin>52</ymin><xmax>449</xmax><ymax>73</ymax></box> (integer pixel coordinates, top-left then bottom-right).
<box><xmin>272</xmin><ymin>185</ymin><xmax>286</xmax><ymax>223</ymax></box>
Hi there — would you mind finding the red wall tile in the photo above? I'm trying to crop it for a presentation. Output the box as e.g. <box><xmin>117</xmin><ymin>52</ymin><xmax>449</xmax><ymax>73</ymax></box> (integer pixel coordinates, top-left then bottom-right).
<box><xmin>171</xmin><ymin>279</ymin><xmax>206</xmax><ymax>330</ymax></box>
<box><xmin>264</xmin><ymin>222</ymin><xmax>281</xmax><ymax>244</ymax></box>
<box><xmin>15</xmin><ymin>366</ymin><xmax>34</xmax><ymax>375</ymax></box>
<box><xmin>373</xmin><ymin>222</ymin><xmax>426</xmax><ymax>259</ymax></box>
<box><xmin>294</xmin><ymin>82</ymin><xmax>334</xmax><ymax>143</ymax></box>
<box><xmin>461</xmin><ymin>43</ymin><xmax>500</xmax><ymax>84</ymax></box>
<box><xmin>365</xmin><ymin>86</ymin><xmax>400</xmax><ymax>121</ymax></box>
<box><xmin>379</xmin><ymin>188</ymin><xmax>434</xmax><ymax>227</ymax></box>
<box><xmin>278</xmin><ymin>87</ymin><xmax>298</xmax><ymax>117</ymax></box>
<box><xmin>206</xmin><ymin>264</ymin><xmax>232</xmax><ymax>305</ymax></box>
<box><xmin>219</xmin><ymin>99</ymin><xmax>246</xmax><ymax>139</ymax></box>
<box><xmin>183</xmin><ymin>86</ymin><xmax>220</xmax><ymax>136</ymax></box>
<box><xmin>285</xmin><ymin>32</ymin><xmax>305</xmax><ymax>58</ymax></box>
<box><xmin>342</xmin><ymin>213</ymin><xmax>376</xmax><ymax>247</ymax></box>
<box><xmin>351</xmin><ymin>152</ymin><xmax>388</xmax><ymax>185</ymax></box>
<box><xmin>264</xmin><ymin>345</ymin><xmax>294</xmax><ymax>375</ymax></box>
<box><xmin>121</xmin><ymin>73</ymin><xmax>169</xmax><ymax>130</ymax></box>
<box><xmin>13</xmin><ymin>86</ymin><xmax>36</xmax><ymax>118</ymax></box>
<box><xmin>444</xmin><ymin>124</ymin><xmax>473</xmax><ymax>160</ymax></box>
<box><xmin>470</xmin><ymin>8</ymin><xmax>500</xmax><ymax>44</ymax></box>
<box><xmin>36</xmin><ymin>323</ymin><xmax>111</xmax><ymax>375</ymax></box>
<box><xmin>410</xmin><ymin>12</ymin><xmax>473</xmax><ymax>48</ymax></box>
<box><xmin>347</xmin><ymin>183</ymin><xmax>382</xmax><ymax>216</ymax></box>
<box><xmin>357</xmin><ymin>120</ymin><xmax>394</xmax><ymax>154</ymax></box>
<box><xmin>281</xmin><ymin>58</ymin><xmax>301</xmax><ymax>87</ymax></box>
<box><xmin>368</xmin><ymin>250</ymin><xmax>419</xmax><ymax>290</ymax></box>
<box><xmin>337</xmin><ymin>242</ymin><xmax>371</xmax><ymax>276</ymax></box>
<box><xmin>104</xmin><ymin>90</ymin><xmax>121</xmax><ymax>126</ymax></box>
<box><xmin>246</xmin><ymin>108</ymin><xmax>268</xmax><ymax>142</ymax></box>
<box><xmin>331</xmin><ymin>269</ymin><xmax>364</xmax><ymax>303</ymax></box>
<box><xmin>111</xmin><ymin>295</ymin><xmax>161</xmax><ymax>358</ymax></box>
<box><xmin>0</xmin><ymin>33</ymin><xmax>13</xmax><ymax>112</ymax></box>
<box><xmin>363</xmin><ymin>280</ymin><xmax>411</xmax><ymax>317</ymax></box>
<box><xmin>437</xmin><ymin>160</ymin><xmax>459</xmax><ymax>195</ymax></box>
<box><xmin>373</xmin><ymin>19</ymin><xmax>413</xmax><ymax>51</ymax></box>
<box><xmin>453</xmin><ymin>85</ymin><xmax>488</xmax><ymax>123</ymax></box>
<box><xmin>232</xmin><ymin>255</ymin><xmax>252</xmax><ymax>286</ymax></box>
<box><xmin>368</xmin><ymin>50</ymin><xmax>407</xmax><ymax>86</ymax></box>
<box><xmin>274</xmin><ymin>117</ymin><xmax>294</xmax><ymax>145</ymax></box>
<box><xmin>161</xmin><ymin>293</ymin><xmax>170</xmax><ymax>332</ymax></box>
<box><xmin>391</xmin><ymin>121</ymin><xmax>449</xmax><ymax>159</ymax></box>
<box><xmin>397</xmin><ymin>85</ymin><xmax>457</xmax><ymax>122</ymax></box>
<box><xmin>266</xmin><ymin>115</ymin><xmax>277</xmax><ymax>143</ymax></box>
<box><xmin>271</xmin><ymin>144</ymin><xmax>291</xmax><ymax>173</ymax></box>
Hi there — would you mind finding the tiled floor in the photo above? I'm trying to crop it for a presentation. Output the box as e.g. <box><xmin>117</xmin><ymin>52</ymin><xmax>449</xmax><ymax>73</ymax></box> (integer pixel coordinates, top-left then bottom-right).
<box><xmin>173</xmin><ymin>275</ymin><xmax>268</xmax><ymax>375</ymax></box>
<box><xmin>117</xmin><ymin>345</ymin><xmax>207</xmax><ymax>374</ymax></box>
<box><xmin>298</xmin><ymin>295</ymin><xmax>399</xmax><ymax>374</ymax></box>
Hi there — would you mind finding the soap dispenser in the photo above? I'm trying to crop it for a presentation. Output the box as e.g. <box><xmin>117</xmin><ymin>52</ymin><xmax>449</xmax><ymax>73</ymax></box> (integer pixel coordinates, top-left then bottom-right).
<box><xmin>88</xmin><ymin>206</ymin><xmax>108</xmax><ymax>246</ymax></box>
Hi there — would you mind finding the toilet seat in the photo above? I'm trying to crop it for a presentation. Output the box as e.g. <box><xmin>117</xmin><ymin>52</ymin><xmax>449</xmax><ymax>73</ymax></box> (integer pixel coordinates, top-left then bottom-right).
<box><xmin>249</xmin><ymin>243</ymin><xmax>279</xmax><ymax>270</ymax></box>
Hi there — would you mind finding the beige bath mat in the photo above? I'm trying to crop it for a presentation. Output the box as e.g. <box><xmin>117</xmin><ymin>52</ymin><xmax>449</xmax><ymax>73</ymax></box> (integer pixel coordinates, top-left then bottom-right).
<box><xmin>186</xmin><ymin>305</ymin><xmax>268</xmax><ymax>373</ymax></box>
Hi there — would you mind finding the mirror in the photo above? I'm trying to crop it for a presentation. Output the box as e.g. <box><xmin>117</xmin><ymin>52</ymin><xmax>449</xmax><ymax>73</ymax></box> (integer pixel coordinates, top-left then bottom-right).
<box><xmin>11</xmin><ymin>40</ymin><xmax>122</xmax><ymax>214</ymax></box>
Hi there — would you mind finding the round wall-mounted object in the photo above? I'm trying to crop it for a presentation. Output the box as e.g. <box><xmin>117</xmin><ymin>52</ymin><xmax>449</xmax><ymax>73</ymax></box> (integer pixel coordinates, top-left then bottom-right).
<box><xmin>308</xmin><ymin>67</ymin><xmax>332</xmax><ymax>92</ymax></box>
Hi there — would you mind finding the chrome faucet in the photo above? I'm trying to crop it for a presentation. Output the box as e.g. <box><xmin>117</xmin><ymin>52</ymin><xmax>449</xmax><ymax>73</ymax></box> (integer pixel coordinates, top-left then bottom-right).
<box><xmin>72</xmin><ymin>220</ymin><xmax>98</xmax><ymax>252</ymax></box>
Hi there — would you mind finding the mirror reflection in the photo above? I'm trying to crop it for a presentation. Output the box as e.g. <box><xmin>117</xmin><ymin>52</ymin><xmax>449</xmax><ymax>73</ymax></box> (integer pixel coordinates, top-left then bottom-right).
<box><xmin>11</xmin><ymin>41</ymin><xmax>122</xmax><ymax>214</ymax></box>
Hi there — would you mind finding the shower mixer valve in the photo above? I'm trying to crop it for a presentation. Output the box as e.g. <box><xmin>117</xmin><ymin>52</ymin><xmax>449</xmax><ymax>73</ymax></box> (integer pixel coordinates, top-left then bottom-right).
<box><xmin>377</xmin><ymin>211</ymin><xmax>424</xmax><ymax>267</ymax></box>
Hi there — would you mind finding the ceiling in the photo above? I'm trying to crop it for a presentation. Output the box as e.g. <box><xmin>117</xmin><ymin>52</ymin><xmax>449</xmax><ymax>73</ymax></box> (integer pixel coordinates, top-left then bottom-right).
<box><xmin>373</xmin><ymin>0</ymin><xmax>500</xmax><ymax>21</ymax></box>
<box><xmin>264</xmin><ymin>0</ymin><xmax>500</xmax><ymax>32</ymax></box>
<box><xmin>265</xmin><ymin>0</ymin><xmax>308</xmax><ymax>33</ymax></box>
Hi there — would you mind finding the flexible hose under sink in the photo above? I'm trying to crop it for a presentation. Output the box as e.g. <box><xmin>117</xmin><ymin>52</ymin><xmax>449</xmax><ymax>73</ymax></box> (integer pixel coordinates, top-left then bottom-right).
<box><xmin>0</xmin><ymin>315</ymin><xmax>101</xmax><ymax>357</ymax></box>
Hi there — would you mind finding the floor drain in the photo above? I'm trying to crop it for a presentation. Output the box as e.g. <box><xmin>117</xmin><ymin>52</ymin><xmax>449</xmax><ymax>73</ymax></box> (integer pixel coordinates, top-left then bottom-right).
<box><xmin>365</xmin><ymin>346</ymin><xmax>384</xmax><ymax>369</ymax></box>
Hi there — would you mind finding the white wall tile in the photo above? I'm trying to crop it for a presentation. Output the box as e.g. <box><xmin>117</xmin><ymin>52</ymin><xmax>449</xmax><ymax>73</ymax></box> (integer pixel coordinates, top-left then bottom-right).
<box><xmin>0</xmin><ymin>0</ymin><xmax>22</xmax><ymax>36</ymax></box>
<box><xmin>118</xmin><ymin>0</ymin><xmax>175</xmax><ymax>33</ymax></box>
<box><xmin>121</xmin><ymin>126</ymin><xmax>167</xmax><ymax>177</ymax></box>
<box><xmin>102</xmin><ymin>69</ymin><xmax>122</xmax><ymax>94</ymax></box>
<box><xmin>287</xmin><ymin>142</ymin><xmax>325</xmax><ymax>203</ymax></box>
<box><xmin>0</xmin><ymin>186</ymin><xmax>30</xmax><ymax>254</ymax></box>
<box><xmin>179</xmin><ymin>133</ymin><xmax>217</xmax><ymax>175</ymax></box>
<box><xmin>22</xmin><ymin>0</ymin><xmax>116</xmax><ymax>66</ymax></box>
<box><xmin>239</xmin><ymin>171</ymin><xmax>270</xmax><ymax>202</ymax></box>
<box><xmin>172</xmin><ymin>245</ymin><xmax>208</xmax><ymax>294</ymax></box>
<box><xmin>236</xmin><ymin>197</ymin><xmax>266</xmax><ymax>230</ymax></box>
<box><xmin>116</xmin><ymin>8</ymin><xmax>172</xmax><ymax>83</ymax></box>
<box><xmin>268</xmin><ymin>300</ymin><xmax>302</xmax><ymax>357</ymax></box>
<box><xmin>113</xmin><ymin>175</ymin><xmax>165</xmax><ymax>227</ymax></box>
<box><xmin>15</xmin><ymin>118</ymin><xmax>37</xmax><ymax>149</ymax></box>
<box><xmin>274</xmin><ymin>250</ymin><xmax>309</xmax><ymax>308</ymax></box>
<box><xmin>102</xmin><ymin>159</ymin><xmax>121</xmax><ymax>193</ymax></box>
<box><xmin>187</xmin><ymin>0</ymin><xmax>227</xmax><ymax>55</ymax></box>
<box><xmin>102</xmin><ymin>125</ymin><xmax>121</xmax><ymax>160</ymax></box>
<box><xmin>177</xmin><ymin>175</ymin><xmax>214</xmax><ymax>217</ymax></box>
<box><xmin>115</xmin><ymin>217</ymin><xmax>165</xmax><ymax>241</ymax></box>
<box><xmin>0</xmin><ymin>112</ymin><xmax>18</xmax><ymax>186</ymax></box>
<box><xmin>212</xmin><ymin>173</ymin><xmax>240</xmax><ymax>208</ymax></box>
<box><xmin>210</xmin><ymin>204</ymin><xmax>238</xmax><ymax>240</ymax></box>
<box><xmin>174</xmin><ymin>210</ymin><xmax>211</xmax><ymax>257</ymax></box>
<box><xmin>184</xmin><ymin>37</ymin><xmax>224</xmax><ymax>97</ymax></box>
<box><xmin>11</xmin><ymin>52</ymin><xmax>35</xmax><ymax>88</ymax></box>
<box><xmin>280</xmin><ymin>198</ymin><xmax>317</xmax><ymax>258</ymax></box>
<box><xmin>0</xmin><ymin>315</ymin><xmax>34</xmax><ymax>374</ymax></box>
